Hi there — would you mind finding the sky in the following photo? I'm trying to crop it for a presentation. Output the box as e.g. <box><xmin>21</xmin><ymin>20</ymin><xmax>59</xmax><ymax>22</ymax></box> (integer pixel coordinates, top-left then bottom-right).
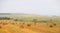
<box><xmin>0</xmin><ymin>0</ymin><xmax>60</xmax><ymax>16</ymax></box>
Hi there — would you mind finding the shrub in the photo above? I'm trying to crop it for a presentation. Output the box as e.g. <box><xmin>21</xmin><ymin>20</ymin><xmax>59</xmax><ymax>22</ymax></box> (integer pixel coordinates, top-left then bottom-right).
<box><xmin>2</xmin><ymin>23</ymin><xmax>8</xmax><ymax>25</ymax></box>
<box><xmin>49</xmin><ymin>25</ymin><xmax>53</xmax><ymax>28</ymax></box>
<box><xmin>53</xmin><ymin>23</ymin><xmax>57</xmax><ymax>26</ymax></box>
<box><xmin>27</xmin><ymin>24</ymin><xmax>31</xmax><ymax>27</ymax></box>
<box><xmin>0</xmin><ymin>26</ymin><xmax>2</xmax><ymax>28</ymax></box>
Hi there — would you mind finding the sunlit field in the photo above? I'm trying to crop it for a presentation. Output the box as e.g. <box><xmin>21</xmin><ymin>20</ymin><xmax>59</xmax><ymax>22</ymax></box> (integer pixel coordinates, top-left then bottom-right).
<box><xmin>0</xmin><ymin>14</ymin><xmax>60</xmax><ymax>33</ymax></box>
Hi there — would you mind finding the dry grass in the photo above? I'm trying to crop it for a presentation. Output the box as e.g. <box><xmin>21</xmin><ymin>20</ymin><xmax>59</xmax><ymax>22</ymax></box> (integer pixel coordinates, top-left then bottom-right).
<box><xmin>0</xmin><ymin>20</ymin><xmax>60</xmax><ymax>33</ymax></box>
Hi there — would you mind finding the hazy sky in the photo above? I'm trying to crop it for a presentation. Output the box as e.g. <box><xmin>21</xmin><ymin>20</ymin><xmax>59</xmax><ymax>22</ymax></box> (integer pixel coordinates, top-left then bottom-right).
<box><xmin>0</xmin><ymin>0</ymin><xmax>60</xmax><ymax>16</ymax></box>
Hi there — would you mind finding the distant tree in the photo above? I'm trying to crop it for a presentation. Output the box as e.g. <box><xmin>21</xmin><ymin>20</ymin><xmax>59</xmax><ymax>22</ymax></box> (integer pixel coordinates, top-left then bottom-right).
<box><xmin>20</xmin><ymin>19</ymin><xmax>23</xmax><ymax>22</ymax></box>
<box><xmin>0</xmin><ymin>17</ymin><xmax>12</xmax><ymax>20</ymax></box>
<box><xmin>14</xmin><ymin>19</ymin><xmax>18</xmax><ymax>21</ymax></box>
<box><xmin>32</xmin><ymin>19</ymin><xmax>38</xmax><ymax>24</ymax></box>
<box><xmin>32</xmin><ymin>19</ymin><xmax>37</xmax><ymax>22</ymax></box>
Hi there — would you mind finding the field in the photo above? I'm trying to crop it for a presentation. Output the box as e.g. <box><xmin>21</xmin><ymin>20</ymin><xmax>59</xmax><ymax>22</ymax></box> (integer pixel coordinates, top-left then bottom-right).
<box><xmin>0</xmin><ymin>20</ymin><xmax>60</xmax><ymax>33</ymax></box>
<box><xmin>0</xmin><ymin>14</ymin><xmax>60</xmax><ymax>33</ymax></box>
